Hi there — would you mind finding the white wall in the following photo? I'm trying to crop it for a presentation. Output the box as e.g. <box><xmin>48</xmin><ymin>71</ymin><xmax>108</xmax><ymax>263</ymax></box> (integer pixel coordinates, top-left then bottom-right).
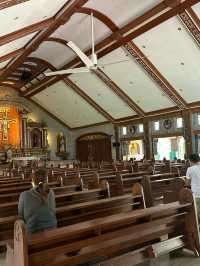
<box><xmin>22</xmin><ymin>98</ymin><xmax>73</xmax><ymax>159</ymax></box>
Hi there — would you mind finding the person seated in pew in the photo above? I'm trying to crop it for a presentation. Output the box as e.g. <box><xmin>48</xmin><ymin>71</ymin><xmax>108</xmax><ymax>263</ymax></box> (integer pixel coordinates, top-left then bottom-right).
<box><xmin>18</xmin><ymin>168</ymin><xmax>57</xmax><ymax>234</ymax></box>
<box><xmin>186</xmin><ymin>154</ymin><xmax>200</xmax><ymax>220</ymax></box>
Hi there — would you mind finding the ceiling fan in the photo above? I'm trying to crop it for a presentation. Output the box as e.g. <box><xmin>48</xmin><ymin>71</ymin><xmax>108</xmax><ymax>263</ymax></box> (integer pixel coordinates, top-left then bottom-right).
<box><xmin>45</xmin><ymin>13</ymin><xmax>137</xmax><ymax>77</ymax></box>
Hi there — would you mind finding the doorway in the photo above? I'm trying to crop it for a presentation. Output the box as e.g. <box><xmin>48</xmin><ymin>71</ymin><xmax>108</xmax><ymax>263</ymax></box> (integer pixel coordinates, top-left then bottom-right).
<box><xmin>153</xmin><ymin>136</ymin><xmax>185</xmax><ymax>160</ymax></box>
<box><xmin>76</xmin><ymin>133</ymin><xmax>112</xmax><ymax>162</ymax></box>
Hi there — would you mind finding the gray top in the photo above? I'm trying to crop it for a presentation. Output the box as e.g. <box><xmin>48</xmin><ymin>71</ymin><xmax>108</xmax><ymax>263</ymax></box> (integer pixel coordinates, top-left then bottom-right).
<box><xmin>18</xmin><ymin>187</ymin><xmax>57</xmax><ymax>234</ymax></box>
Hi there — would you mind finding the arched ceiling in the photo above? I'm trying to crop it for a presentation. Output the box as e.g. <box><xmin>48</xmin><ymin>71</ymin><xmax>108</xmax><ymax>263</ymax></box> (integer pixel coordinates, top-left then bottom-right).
<box><xmin>0</xmin><ymin>0</ymin><xmax>200</xmax><ymax>129</ymax></box>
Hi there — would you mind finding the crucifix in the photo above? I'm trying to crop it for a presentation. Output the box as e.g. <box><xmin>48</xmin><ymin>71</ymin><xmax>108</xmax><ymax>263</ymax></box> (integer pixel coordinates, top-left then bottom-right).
<box><xmin>0</xmin><ymin>109</ymin><xmax>16</xmax><ymax>142</ymax></box>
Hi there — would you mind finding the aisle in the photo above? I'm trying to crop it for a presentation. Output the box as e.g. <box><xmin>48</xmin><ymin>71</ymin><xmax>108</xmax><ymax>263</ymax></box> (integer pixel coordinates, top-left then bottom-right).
<box><xmin>0</xmin><ymin>254</ymin><xmax>5</xmax><ymax>266</ymax></box>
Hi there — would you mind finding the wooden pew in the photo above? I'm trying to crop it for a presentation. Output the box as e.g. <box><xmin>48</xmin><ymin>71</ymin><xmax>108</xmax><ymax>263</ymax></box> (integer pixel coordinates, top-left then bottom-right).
<box><xmin>0</xmin><ymin>187</ymin><xmax>109</xmax><ymax>218</ymax></box>
<box><xmin>0</xmin><ymin>184</ymin><xmax>82</xmax><ymax>204</ymax></box>
<box><xmin>0</xmin><ymin>181</ymin><xmax>61</xmax><ymax>195</ymax></box>
<box><xmin>6</xmin><ymin>188</ymin><xmax>200</xmax><ymax>266</ymax></box>
<box><xmin>119</xmin><ymin>172</ymin><xmax>181</xmax><ymax>194</ymax></box>
<box><xmin>142</xmin><ymin>176</ymin><xmax>185</xmax><ymax>207</ymax></box>
<box><xmin>0</xmin><ymin>194</ymin><xmax>137</xmax><ymax>246</ymax></box>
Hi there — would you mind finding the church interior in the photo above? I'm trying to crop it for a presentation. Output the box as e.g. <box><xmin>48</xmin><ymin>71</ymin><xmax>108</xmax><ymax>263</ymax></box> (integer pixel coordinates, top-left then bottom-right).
<box><xmin>1</xmin><ymin>0</ymin><xmax>200</xmax><ymax>265</ymax></box>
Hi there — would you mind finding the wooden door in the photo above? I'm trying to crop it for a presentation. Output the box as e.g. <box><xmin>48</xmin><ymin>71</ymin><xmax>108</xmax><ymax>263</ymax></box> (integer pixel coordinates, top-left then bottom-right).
<box><xmin>76</xmin><ymin>133</ymin><xmax>112</xmax><ymax>162</ymax></box>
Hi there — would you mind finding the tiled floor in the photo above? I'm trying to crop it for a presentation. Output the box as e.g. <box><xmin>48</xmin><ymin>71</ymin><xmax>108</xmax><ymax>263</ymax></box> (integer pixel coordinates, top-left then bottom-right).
<box><xmin>0</xmin><ymin>250</ymin><xmax>200</xmax><ymax>266</ymax></box>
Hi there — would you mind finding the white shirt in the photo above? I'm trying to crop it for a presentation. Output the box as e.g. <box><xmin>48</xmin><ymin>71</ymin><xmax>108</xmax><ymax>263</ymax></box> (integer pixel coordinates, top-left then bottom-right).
<box><xmin>186</xmin><ymin>164</ymin><xmax>200</xmax><ymax>198</ymax></box>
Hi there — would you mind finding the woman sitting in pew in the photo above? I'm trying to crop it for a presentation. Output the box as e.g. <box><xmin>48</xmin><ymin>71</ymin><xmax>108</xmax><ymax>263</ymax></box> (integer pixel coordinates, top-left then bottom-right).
<box><xmin>18</xmin><ymin>168</ymin><xmax>57</xmax><ymax>234</ymax></box>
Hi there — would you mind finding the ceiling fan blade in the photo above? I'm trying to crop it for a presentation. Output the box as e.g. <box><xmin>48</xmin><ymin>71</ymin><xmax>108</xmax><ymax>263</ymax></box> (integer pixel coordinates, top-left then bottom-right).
<box><xmin>45</xmin><ymin>67</ymin><xmax>90</xmax><ymax>77</ymax></box>
<box><xmin>90</xmin><ymin>12</ymin><xmax>97</xmax><ymax>66</ymax></box>
<box><xmin>99</xmin><ymin>59</ymin><xmax>130</xmax><ymax>67</ymax></box>
<box><xmin>67</xmin><ymin>41</ymin><xmax>93</xmax><ymax>68</ymax></box>
<box><xmin>98</xmin><ymin>56</ymin><xmax>147</xmax><ymax>68</ymax></box>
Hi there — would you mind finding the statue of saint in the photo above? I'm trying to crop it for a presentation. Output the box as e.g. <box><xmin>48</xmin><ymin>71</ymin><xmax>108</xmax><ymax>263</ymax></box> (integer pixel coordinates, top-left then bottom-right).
<box><xmin>57</xmin><ymin>132</ymin><xmax>66</xmax><ymax>153</ymax></box>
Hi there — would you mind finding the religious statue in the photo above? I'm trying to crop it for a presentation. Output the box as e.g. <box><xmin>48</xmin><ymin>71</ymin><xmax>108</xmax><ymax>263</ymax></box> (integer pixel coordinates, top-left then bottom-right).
<box><xmin>6</xmin><ymin>147</ymin><xmax>13</xmax><ymax>163</ymax></box>
<box><xmin>57</xmin><ymin>132</ymin><xmax>66</xmax><ymax>153</ymax></box>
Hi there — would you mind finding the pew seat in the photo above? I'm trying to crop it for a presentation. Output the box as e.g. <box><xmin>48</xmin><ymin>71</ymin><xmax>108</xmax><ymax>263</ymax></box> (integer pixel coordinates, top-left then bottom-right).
<box><xmin>6</xmin><ymin>188</ymin><xmax>200</xmax><ymax>266</ymax></box>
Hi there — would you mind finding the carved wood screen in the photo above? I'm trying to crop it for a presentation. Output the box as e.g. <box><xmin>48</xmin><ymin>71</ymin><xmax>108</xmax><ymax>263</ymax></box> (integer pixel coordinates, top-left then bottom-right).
<box><xmin>76</xmin><ymin>133</ymin><xmax>112</xmax><ymax>162</ymax></box>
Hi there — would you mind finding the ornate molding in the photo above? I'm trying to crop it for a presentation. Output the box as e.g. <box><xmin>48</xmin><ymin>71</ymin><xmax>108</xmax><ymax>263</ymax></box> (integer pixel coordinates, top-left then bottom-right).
<box><xmin>179</xmin><ymin>11</ymin><xmax>200</xmax><ymax>45</ymax></box>
<box><xmin>124</xmin><ymin>42</ymin><xmax>187</xmax><ymax>109</ymax></box>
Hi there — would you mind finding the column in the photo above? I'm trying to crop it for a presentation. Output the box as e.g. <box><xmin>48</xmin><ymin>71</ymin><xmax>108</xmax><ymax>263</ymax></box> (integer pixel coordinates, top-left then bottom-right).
<box><xmin>20</xmin><ymin>112</ymin><xmax>28</xmax><ymax>149</ymax></box>
<box><xmin>27</xmin><ymin>127</ymin><xmax>31</xmax><ymax>149</ymax></box>
<box><xmin>182</xmin><ymin>110</ymin><xmax>193</xmax><ymax>158</ymax></box>
<box><xmin>143</xmin><ymin>118</ymin><xmax>153</xmax><ymax>160</ymax></box>
<box><xmin>42</xmin><ymin>128</ymin><xmax>48</xmax><ymax>148</ymax></box>
<box><xmin>114</xmin><ymin>125</ymin><xmax>120</xmax><ymax>161</ymax></box>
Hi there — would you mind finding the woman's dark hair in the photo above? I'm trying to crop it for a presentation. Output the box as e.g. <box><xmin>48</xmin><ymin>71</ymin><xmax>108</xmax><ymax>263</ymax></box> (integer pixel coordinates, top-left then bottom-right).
<box><xmin>32</xmin><ymin>168</ymin><xmax>49</xmax><ymax>202</ymax></box>
<box><xmin>188</xmin><ymin>154</ymin><xmax>200</xmax><ymax>163</ymax></box>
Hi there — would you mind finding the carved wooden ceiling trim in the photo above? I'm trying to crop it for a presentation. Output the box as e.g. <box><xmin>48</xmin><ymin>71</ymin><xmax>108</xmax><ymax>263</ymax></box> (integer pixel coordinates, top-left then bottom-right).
<box><xmin>179</xmin><ymin>8</ymin><xmax>200</xmax><ymax>46</ymax></box>
<box><xmin>123</xmin><ymin>42</ymin><xmax>188</xmax><ymax>110</ymax></box>
<box><xmin>26</xmin><ymin>4</ymin><xmax>188</xmax><ymax>111</ymax></box>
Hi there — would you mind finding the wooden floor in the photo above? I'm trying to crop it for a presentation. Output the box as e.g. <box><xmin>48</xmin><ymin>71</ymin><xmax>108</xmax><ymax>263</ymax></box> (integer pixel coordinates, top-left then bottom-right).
<box><xmin>0</xmin><ymin>250</ymin><xmax>200</xmax><ymax>266</ymax></box>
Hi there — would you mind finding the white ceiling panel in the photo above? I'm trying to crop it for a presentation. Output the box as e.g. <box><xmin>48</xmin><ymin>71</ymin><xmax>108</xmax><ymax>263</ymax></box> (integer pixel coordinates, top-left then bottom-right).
<box><xmin>0</xmin><ymin>0</ymin><xmax>69</xmax><ymax>37</ymax></box>
<box><xmin>31</xmin><ymin>41</ymin><xmax>74</xmax><ymax>69</ymax></box>
<box><xmin>134</xmin><ymin>17</ymin><xmax>200</xmax><ymax>103</ymax></box>
<box><xmin>0</xmin><ymin>33</ymin><xmax>37</xmax><ymax>58</ymax></box>
<box><xmin>52</xmin><ymin>13</ymin><xmax>111</xmax><ymax>55</ymax></box>
<box><xmin>192</xmin><ymin>3</ymin><xmax>200</xmax><ymax>18</ymax></box>
<box><xmin>85</xmin><ymin>0</ymin><xmax>163</xmax><ymax>28</ymax></box>
<box><xmin>32</xmin><ymin>81</ymin><xmax>106</xmax><ymax>128</ymax></box>
<box><xmin>98</xmin><ymin>48</ymin><xmax>175</xmax><ymax>112</ymax></box>
<box><xmin>69</xmin><ymin>71</ymin><xmax>135</xmax><ymax>119</ymax></box>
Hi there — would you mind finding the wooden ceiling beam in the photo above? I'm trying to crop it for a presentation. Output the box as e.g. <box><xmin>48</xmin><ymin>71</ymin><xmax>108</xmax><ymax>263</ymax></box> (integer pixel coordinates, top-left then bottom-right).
<box><xmin>49</xmin><ymin>0</ymin><xmax>199</xmax><ymax>76</ymax></box>
<box><xmin>2</xmin><ymin>0</ymin><xmax>89</xmax><ymax>77</ymax></box>
<box><xmin>46</xmin><ymin>37</ymin><xmax>69</xmax><ymax>47</ymax></box>
<box><xmin>93</xmin><ymin>68</ymin><xmax>145</xmax><ymax>117</ymax></box>
<box><xmin>20</xmin><ymin>0</ymin><xmax>197</xmax><ymax>114</ymax></box>
<box><xmin>0</xmin><ymin>17</ymin><xmax>54</xmax><ymax>47</ymax></box>
<box><xmin>63</xmin><ymin>77</ymin><xmax>115</xmax><ymax>123</ymax></box>
<box><xmin>0</xmin><ymin>0</ymin><xmax>28</xmax><ymax>10</ymax></box>
<box><xmin>116</xmin><ymin>0</ymin><xmax>200</xmax><ymax>46</ymax></box>
<box><xmin>25</xmin><ymin>76</ymin><xmax>61</xmax><ymax>97</ymax></box>
<box><xmin>43</xmin><ymin>6</ymin><xmax>188</xmax><ymax>110</ymax></box>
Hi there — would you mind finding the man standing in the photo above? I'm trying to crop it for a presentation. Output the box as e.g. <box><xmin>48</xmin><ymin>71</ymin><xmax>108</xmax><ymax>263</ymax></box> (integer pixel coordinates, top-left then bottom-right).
<box><xmin>186</xmin><ymin>154</ymin><xmax>200</xmax><ymax>219</ymax></box>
